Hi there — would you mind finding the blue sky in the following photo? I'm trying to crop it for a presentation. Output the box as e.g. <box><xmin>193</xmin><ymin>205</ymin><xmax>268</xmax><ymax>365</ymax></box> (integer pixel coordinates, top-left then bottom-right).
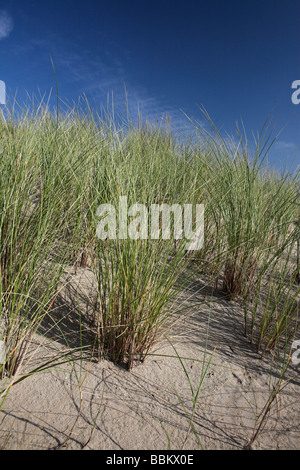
<box><xmin>0</xmin><ymin>0</ymin><xmax>299</xmax><ymax>171</ymax></box>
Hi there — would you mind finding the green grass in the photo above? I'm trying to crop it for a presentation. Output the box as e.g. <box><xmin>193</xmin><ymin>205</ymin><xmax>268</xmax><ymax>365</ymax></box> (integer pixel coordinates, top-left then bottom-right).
<box><xmin>0</xmin><ymin>97</ymin><xmax>299</xmax><ymax>446</ymax></box>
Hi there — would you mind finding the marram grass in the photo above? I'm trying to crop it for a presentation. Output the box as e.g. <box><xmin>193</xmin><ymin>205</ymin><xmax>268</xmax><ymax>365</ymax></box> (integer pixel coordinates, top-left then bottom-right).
<box><xmin>0</xmin><ymin>98</ymin><xmax>299</xmax><ymax>381</ymax></box>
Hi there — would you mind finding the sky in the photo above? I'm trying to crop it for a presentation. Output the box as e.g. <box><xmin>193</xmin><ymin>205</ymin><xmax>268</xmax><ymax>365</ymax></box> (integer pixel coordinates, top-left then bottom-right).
<box><xmin>0</xmin><ymin>0</ymin><xmax>299</xmax><ymax>171</ymax></box>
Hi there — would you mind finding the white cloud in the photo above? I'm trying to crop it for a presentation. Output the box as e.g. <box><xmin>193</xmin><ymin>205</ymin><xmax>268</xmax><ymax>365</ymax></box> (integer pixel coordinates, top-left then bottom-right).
<box><xmin>274</xmin><ymin>141</ymin><xmax>296</xmax><ymax>150</ymax></box>
<box><xmin>11</xmin><ymin>34</ymin><xmax>192</xmax><ymax>134</ymax></box>
<box><xmin>0</xmin><ymin>10</ymin><xmax>13</xmax><ymax>40</ymax></box>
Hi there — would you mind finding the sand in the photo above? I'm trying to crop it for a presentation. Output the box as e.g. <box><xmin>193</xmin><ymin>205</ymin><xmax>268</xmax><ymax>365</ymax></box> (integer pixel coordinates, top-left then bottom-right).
<box><xmin>0</xmin><ymin>266</ymin><xmax>299</xmax><ymax>450</ymax></box>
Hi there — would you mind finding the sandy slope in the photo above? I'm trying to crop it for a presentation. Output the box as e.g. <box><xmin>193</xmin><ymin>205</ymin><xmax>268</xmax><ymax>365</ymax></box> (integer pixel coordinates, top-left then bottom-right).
<box><xmin>0</xmin><ymin>267</ymin><xmax>299</xmax><ymax>450</ymax></box>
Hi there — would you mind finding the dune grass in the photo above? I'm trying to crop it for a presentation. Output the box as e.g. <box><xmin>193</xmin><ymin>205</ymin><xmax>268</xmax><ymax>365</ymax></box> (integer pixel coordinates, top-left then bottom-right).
<box><xmin>0</xmin><ymin>96</ymin><xmax>299</xmax><ymax>447</ymax></box>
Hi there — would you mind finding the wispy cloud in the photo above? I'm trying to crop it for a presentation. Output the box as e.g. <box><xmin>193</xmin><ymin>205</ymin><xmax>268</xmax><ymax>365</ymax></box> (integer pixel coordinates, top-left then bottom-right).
<box><xmin>0</xmin><ymin>10</ymin><xmax>13</xmax><ymax>40</ymax></box>
<box><xmin>49</xmin><ymin>42</ymin><xmax>191</xmax><ymax>131</ymax></box>
<box><xmin>274</xmin><ymin>140</ymin><xmax>296</xmax><ymax>150</ymax></box>
<box><xmin>9</xmin><ymin>32</ymin><xmax>193</xmax><ymax>134</ymax></box>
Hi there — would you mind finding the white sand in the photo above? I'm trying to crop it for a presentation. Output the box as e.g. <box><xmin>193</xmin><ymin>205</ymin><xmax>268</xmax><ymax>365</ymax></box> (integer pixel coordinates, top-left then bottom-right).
<box><xmin>0</xmin><ymin>267</ymin><xmax>299</xmax><ymax>450</ymax></box>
